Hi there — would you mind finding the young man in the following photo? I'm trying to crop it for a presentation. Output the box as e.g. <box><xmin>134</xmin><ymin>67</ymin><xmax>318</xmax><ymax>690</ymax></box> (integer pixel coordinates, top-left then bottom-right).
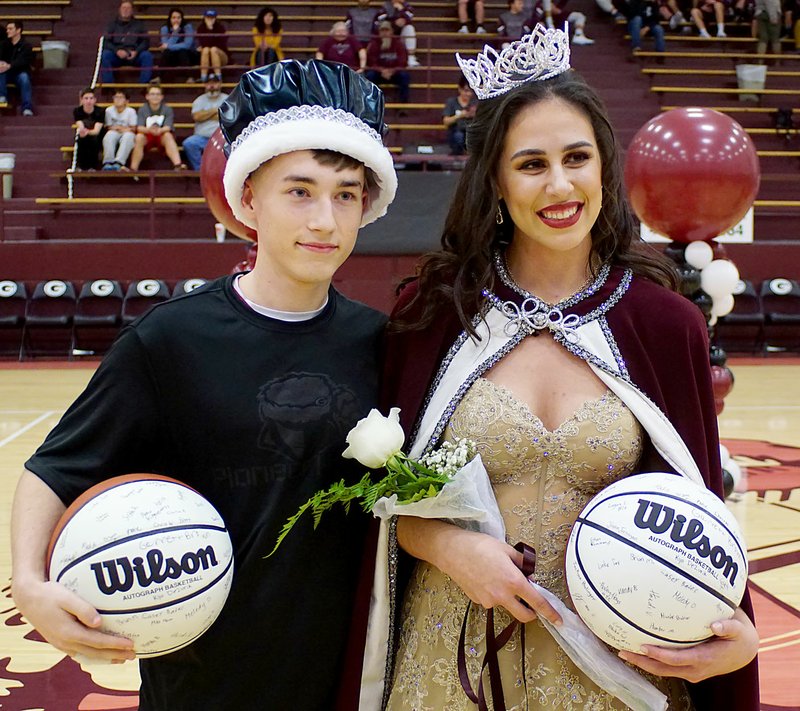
<box><xmin>10</xmin><ymin>58</ymin><xmax>397</xmax><ymax>710</ymax></box>
<box><xmin>102</xmin><ymin>89</ymin><xmax>137</xmax><ymax>170</ymax></box>
<box><xmin>0</xmin><ymin>21</ymin><xmax>35</xmax><ymax>114</ymax></box>
<box><xmin>72</xmin><ymin>87</ymin><xmax>104</xmax><ymax>171</ymax></box>
<box><xmin>129</xmin><ymin>83</ymin><xmax>184</xmax><ymax>170</ymax></box>
<box><xmin>182</xmin><ymin>73</ymin><xmax>228</xmax><ymax>171</ymax></box>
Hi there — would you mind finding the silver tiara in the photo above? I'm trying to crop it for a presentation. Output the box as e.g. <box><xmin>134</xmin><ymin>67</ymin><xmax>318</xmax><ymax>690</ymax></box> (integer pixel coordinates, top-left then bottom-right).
<box><xmin>456</xmin><ymin>25</ymin><xmax>571</xmax><ymax>100</ymax></box>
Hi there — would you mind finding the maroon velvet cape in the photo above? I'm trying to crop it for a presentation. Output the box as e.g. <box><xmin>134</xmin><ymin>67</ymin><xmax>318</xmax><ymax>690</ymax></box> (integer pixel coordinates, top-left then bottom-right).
<box><xmin>337</xmin><ymin>267</ymin><xmax>759</xmax><ymax>711</ymax></box>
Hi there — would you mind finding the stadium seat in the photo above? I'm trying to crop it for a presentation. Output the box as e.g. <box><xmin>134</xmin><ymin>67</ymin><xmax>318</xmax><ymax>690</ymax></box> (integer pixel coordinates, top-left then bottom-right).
<box><xmin>714</xmin><ymin>279</ymin><xmax>764</xmax><ymax>354</ymax></box>
<box><xmin>761</xmin><ymin>278</ymin><xmax>800</xmax><ymax>352</ymax></box>
<box><xmin>122</xmin><ymin>279</ymin><xmax>171</xmax><ymax>326</ymax></box>
<box><xmin>0</xmin><ymin>280</ymin><xmax>28</xmax><ymax>360</ymax></box>
<box><xmin>23</xmin><ymin>280</ymin><xmax>77</xmax><ymax>358</ymax></box>
<box><xmin>172</xmin><ymin>278</ymin><xmax>208</xmax><ymax>298</ymax></box>
<box><xmin>73</xmin><ymin>279</ymin><xmax>125</xmax><ymax>356</ymax></box>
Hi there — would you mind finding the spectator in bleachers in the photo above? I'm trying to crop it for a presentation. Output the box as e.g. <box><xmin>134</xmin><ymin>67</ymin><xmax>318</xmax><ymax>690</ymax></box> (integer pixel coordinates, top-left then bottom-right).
<box><xmin>101</xmin><ymin>0</ymin><xmax>154</xmax><ymax>85</ymax></box>
<box><xmin>378</xmin><ymin>1</ymin><xmax>420</xmax><ymax>67</ymax></box>
<box><xmin>346</xmin><ymin>0</ymin><xmax>381</xmax><ymax>44</ymax></box>
<box><xmin>458</xmin><ymin>0</ymin><xmax>487</xmax><ymax>33</ymax></box>
<box><xmin>690</xmin><ymin>0</ymin><xmax>727</xmax><ymax>36</ymax></box>
<box><xmin>0</xmin><ymin>21</ymin><xmax>34</xmax><ymax>114</ymax></box>
<box><xmin>784</xmin><ymin>0</ymin><xmax>798</xmax><ymax>46</ymax></box>
<box><xmin>442</xmin><ymin>74</ymin><xmax>476</xmax><ymax>155</ymax></box>
<box><xmin>316</xmin><ymin>22</ymin><xmax>367</xmax><ymax>72</ymax></box>
<box><xmin>530</xmin><ymin>0</ymin><xmax>595</xmax><ymax>43</ymax></box>
<box><xmin>102</xmin><ymin>89</ymin><xmax>137</xmax><ymax>170</ymax></box>
<box><xmin>129</xmin><ymin>83</ymin><xmax>186</xmax><ymax>171</ymax></box>
<box><xmin>159</xmin><ymin>8</ymin><xmax>198</xmax><ymax>80</ymax></box>
<box><xmin>655</xmin><ymin>0</ymin><xmax>689</xmax><ymax>31</ymax></box>
<box><xmin>366</xmin><ymin>20</ymin><xmax>410</xmax><ymax>102</ymax></box>
<box><xmin>72</xmin><ymin>87</ymin><xmax>104</xmax><ymax>171</ymax></box>
<box><xmin>497</xmin><ymin>0</ymin><xmax>532</xmax><ymax>47</ymax></box>
<box><xmin>182</xmin><ymin>74</ymin><xmax>228</xmax><ymax>170</ymax></box>
<box><xmin>754</xmin><ymin>0</ymin><xmax>782</xmax><ymax>53</ymax></box>
<box><xmin>619</xmin><ymin>0</ymin><xmax>667</xmax><ymax>52</ymax></box>
<box><xmin>250</xmin><ymin>7</ymin><xmax>283</xmax><ymax>67</ymax></box>
<box><xmin>196</xmin><ymin>9</ymin><xmax>228</xmax><ymax>83</ymax></box>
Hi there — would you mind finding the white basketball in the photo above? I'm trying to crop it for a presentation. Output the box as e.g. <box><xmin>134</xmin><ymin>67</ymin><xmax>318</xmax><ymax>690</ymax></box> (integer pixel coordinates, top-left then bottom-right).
<box><xmin>48</xmin><ymin>474</ymin><xmax>234</xmax><ymax>658</ymax></box>
<box><xmin>565</xmin><ymin>472</ymin><xmax>747</xmax><ymax>653</ymax></box>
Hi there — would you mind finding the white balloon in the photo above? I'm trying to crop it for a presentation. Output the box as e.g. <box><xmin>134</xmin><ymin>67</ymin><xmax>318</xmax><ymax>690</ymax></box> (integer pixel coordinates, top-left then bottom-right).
<box><xmin>719</xmin><ymin>444</ymin><xmax>731</xmax><ymax>467</ymax></box>
<box><xmin>684</xmin><ymin>241</ymin><xmax>714</xmax><ymax>269</ymax></box>
<box><xmin>701</xmin><ymin>259</ymin><xmax>740</xmax><ymax>298</ymax></box>
<box><xmin>726</xmin><ymin>459</ymin><xmax>743</xmax><ymax>487</ymax></box>
<box><xmin>711</xmin><ymin>293</ymin><xmax>735</xmax><ymax>317</ymax></box>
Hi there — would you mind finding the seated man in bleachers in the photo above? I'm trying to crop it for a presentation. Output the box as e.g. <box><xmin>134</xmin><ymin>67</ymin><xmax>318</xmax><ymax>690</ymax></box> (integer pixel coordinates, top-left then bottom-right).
<box><xmin>529</xmin><ymin>0</ymin><xmax>595</xmax><ymax>43</ymax></box>
<box><xmin>346</xmin><ymin>0</ymin><xmax>381</xmax><ymax>44</ymax></box>
<box><xmin>442</xmin><ymin>74</ymin><xmax>476</xmax><ymax>155</ymax></box>
<box><xmin>366</xmin><ymin>20</ymin><xmax>410</xmax><ymax>103</ymax></box>
<box><xmin>72</xmin><ymin>87</ymin><xmax>104</xmax><ymax>171</ymax></box>
<box><xmin>129</xmin><ymin>83</ymin><xmax>186</xmax><ymax>171</ymax></box>
<box><xmin>182</xmin><ymin>74</ymin><xmax>228</xmax><ymax>171</ymax></box>
<box><xmin>690</xmin><ymin>0</ymin><xmax>727</xmax><ymax>37</ymax></box>
<box><xmin>497</xmin><ymin>0</ymin><xmax>532</xmax><ymax>47</ymax></box>
<box><xmin>0</xmin><ymin>21</ymin><xmax>34</xmax><ymax>115</ymax></box>
<box><xmin>102</xmin><ymin>89</ymin><xmax>137</xmax><ymax>170</ymax></box>
<box><xmin>101</xmin><ymin>0</ymin><xmax>154</xmax><ymax>85</ymax></box>
<box><xmin>619</xmin><ymin>0</ymin><xmax>667</xmax><ymax>52</ymax></box>
<box><xmin>377</xmin><ymin>1</ymin><xmax>420</xmax><ymax>67</ymax></box>
<box><xmin>457</xmin><ymin>0</ymin><xmax>487</xmax><ymax>33</ymax></box>
<box><xmin>316</xmin><ymin>22</ymin><xmax>367</xmax><ymax>72</ymax></box>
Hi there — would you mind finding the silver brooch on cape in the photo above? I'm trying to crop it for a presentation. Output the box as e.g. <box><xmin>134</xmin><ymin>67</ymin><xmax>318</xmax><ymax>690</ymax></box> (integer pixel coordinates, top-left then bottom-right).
<box><xmin>485</xmin><ymin>292</ymin><xmax>582</xmax><ymax>343</ymax></box>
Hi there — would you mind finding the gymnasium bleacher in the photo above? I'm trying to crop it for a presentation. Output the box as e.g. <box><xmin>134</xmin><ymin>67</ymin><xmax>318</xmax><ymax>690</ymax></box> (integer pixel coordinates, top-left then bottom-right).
<box><xmin>0</xmin><ymin>0</ymin><xmax>798</xmax><ymax>358</ymax></box>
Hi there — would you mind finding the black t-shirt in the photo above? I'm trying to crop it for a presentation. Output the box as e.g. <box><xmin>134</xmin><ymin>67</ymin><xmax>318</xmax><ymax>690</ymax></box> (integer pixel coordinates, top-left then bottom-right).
<box><xmin>73</xmin><ymin>106</ymin><xmax>105</xmax><ymax>132</ymax></box>
<box><xmin>27</xmin><ymin>276</ymin><xmax>386</xmax><ymax>710</ymax></box>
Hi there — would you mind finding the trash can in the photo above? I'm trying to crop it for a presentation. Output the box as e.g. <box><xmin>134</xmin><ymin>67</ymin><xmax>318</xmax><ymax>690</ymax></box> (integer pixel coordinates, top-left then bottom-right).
<box><xmin>0</xmin><ymin>153</ymin><xmax>14</xmax><ymax>199</ymax></box>
<box><xmin>735</xmin><ymin>64</ymin><xmax>766</xmax><ymax>103</ymax></box>
<box><xmin>41</xmin><ymin>40</ymin><xmax>70</xmax><ymax>69</ymax></box>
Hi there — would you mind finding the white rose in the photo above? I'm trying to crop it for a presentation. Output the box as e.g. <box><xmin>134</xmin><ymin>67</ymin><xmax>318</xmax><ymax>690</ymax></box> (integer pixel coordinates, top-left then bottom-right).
<box><xmin>342</xmin><ymin>407</ymin><xmax>405</xmax><ymax>469</ymax></box>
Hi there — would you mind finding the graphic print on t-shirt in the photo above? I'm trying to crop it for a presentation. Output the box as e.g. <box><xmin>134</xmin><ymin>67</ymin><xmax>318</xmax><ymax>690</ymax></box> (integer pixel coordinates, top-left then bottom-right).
<box><xmin>256</xmin><ymin>372</ymin><xmax>360</xmax><ymax>467</ymax></box>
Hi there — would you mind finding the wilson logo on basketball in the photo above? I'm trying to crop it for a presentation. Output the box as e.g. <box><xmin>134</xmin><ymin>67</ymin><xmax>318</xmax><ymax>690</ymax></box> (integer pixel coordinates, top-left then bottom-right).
<box><xmin>90</xmin><ymin>546</ymin><xmax>220</xmax><ymax>595</ymax></box>
<box><xmin>633</xmin><ymin>498</ymin><xmax>739</xmax><ymax>585</ymax></box>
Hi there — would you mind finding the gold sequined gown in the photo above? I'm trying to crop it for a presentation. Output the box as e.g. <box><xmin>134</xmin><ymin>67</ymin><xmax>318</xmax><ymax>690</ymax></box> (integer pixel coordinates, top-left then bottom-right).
<box><xmin>386</xmin><ymin>377</ymin><xmax>693</xmax><ymax>711</ymax></box>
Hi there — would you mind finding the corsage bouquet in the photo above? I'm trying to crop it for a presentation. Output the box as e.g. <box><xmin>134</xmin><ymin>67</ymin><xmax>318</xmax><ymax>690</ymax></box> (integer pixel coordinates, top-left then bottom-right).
<box><xmin>267</xmin><ymin>407</ymin><xmax>504</xmax><ymax>557</ymax></box>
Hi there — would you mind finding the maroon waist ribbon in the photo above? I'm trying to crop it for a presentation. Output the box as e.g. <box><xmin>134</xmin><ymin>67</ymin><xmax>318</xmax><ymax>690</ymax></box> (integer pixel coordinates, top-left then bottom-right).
<box><xmin>457</xmin><ymin>541</ymin><xmax>537</xmax><ymax>711</ymax></box>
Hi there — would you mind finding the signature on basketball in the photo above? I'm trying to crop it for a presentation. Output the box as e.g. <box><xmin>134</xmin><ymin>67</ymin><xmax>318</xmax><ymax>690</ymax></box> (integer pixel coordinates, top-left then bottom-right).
<box><xmin>90</xmin><ymin>546</ymin><xmax>220</xmax><ymax>595</ymax></box>
<box><xmin>633</xmin><ymin>498</ymin><xmax>740</xmax><ymax>586</ymax></box>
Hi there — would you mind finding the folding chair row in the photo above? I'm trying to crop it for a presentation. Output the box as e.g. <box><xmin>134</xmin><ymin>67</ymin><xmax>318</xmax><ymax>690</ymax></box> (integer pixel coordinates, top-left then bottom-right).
<box><xmin>0</xmin><ymin>278</ymin><xmax>209</xmax><ymax>360</ymax></box>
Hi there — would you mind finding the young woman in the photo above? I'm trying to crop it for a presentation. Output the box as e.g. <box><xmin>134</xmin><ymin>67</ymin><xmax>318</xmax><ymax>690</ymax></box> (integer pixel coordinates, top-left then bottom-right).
<box><xmin>250</xmin><ymin>6</ymin><xmax>283</xmax><ymax>67</ymax></box>
<box><xmin>360</xmin><ymin>27</ymin><xmax>760</xmax><ymax>711</ymax></box>
<box><xmin>158</xmin><ymin>7</ymin><xmax>197</xmax><ymax>75</ymax></box>
<box><xmin>195</xmin><ymin>8</ymin><xmax>228</xmax><ymax>82</ymax></box>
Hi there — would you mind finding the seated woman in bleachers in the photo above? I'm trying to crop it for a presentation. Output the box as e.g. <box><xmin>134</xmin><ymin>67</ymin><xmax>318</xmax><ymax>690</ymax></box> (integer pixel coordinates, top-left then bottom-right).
<box><xmin>250</xmin><ymin>7</ymin><xmax>283</xmax><ymax>67</ymax></box>
<box><xmin>159</xmin><ymin>7</ymin><xmax>198</xmax><ymax>80</ymax></box>
<box><xmin>196</xmin><ymin>8</ymin><xmax>228</xmax><ymax>82</ymax></box>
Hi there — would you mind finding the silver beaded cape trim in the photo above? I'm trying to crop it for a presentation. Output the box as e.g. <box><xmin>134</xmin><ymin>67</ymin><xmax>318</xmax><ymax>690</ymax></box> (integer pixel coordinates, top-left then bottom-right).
<box><xmin>382</xmin><ymin>516</ymin><xmax>399</xmax><ymax>709</ymax></box>
<box><xmin>229</xmin><ymin>105</ymin><xmax>384</xmax><ymax>153</ymax></box>
<box><xmin>493</xmin><ymin>250</ymin><xmax>612</xmax><ymax>309</ymax></box>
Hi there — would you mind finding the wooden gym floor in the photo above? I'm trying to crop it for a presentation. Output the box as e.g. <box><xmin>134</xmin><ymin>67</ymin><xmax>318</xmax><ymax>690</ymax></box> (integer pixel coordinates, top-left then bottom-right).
<box><xmin>0</xmin><ymin>361</ymin><xmax>798</xmax><ymax>710</ymax></box>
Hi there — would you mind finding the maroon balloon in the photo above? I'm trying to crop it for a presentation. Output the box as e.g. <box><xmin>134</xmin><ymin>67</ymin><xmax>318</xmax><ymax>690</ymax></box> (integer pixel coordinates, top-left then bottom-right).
<box><xmin>711</xmin><ymin>365</ymin><xmax>734</xmax><ymax>400</ymax></box>
<box><xmin>625</xmin><ymin>108</ymin><xmax>760</xmax><ymax>243</ymax></box>
<box><xmin>200</xmin><ymin>128</ymin><xmax>257</xmax><ymax>242</ymax></box>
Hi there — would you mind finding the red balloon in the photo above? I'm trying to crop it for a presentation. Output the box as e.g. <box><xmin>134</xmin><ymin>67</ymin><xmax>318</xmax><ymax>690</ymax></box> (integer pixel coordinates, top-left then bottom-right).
<box><xmin>200</xmin><ymin>128</ymin><xmax>257</xmax><ymax>242</ymax></box>
<box><xmin>711</xmin><ymin>365</ymin><xmax>734</xmax><ymax>400</ymax></box>
<box><xmin>624</xmin><ymin>108</ymin><xmax>760</xmax><ymax>243</ymax></box>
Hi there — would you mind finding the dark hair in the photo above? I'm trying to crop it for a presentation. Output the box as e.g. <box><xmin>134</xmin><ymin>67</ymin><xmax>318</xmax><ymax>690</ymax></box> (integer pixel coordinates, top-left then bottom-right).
<box><xmin>113</xmin><ymin>88</ymin><xmax>130</xmax><ymax>99</ymax></box>
<box><xmin>166</xmin><ymin>7</ymin><xmax>187</xmax><ymax>32</ymax></box>
<box><xmin>457</xmin><ymin>74</ymin><xmax>470</xmax><ymax>90</ymax></box>
<box><xmin>7</xmin><ymin>20</ymin><xmax>22</xmax><ymax>31</ymax></box>
<box><xmin>254</xmin><ymin>6</ymin><xmax>281</xmax><ymax>33</ymax></box>
<box><xmin>400</xmin><ymin>70</ymin><xmax>676</xmax><ymax>334</ymax></box>
<box><xmin>80</xmin><ymin>86</ymin><xmax>95</xmax><ymax>98</ymax></box>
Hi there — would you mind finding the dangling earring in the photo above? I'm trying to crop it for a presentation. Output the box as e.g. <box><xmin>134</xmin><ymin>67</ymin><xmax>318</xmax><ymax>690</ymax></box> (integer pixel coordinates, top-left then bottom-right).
<box><xmin>496</xmin><ymin>203</ymin><xmax>504</xmax><ymax>225</ymax></box>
